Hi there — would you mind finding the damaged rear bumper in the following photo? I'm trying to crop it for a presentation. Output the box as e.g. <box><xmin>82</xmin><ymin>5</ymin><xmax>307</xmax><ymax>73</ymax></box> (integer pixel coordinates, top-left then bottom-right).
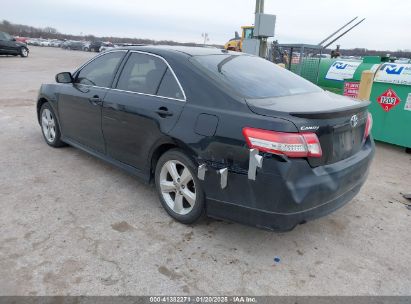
<box><xmin>202</xmin><ymin>137</ymin><xmax>375</xmax><ymax>231</ymax></box>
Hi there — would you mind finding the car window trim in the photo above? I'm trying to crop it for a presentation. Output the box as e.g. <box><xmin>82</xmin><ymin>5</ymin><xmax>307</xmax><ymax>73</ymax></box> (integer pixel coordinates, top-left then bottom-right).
<box><xmin>72</xmin><ymin>50</ymin><xmax>128</xmax><ymax>87</ymax></box>
<box><xmin>113</xmin><ymin>50</ymin><xmax>187</xmax><ymax>102</ymax></box>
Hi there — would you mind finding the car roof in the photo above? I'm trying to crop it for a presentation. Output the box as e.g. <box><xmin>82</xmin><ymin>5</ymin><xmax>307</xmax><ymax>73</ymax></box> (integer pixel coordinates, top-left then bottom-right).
<box><xmin>116</xmin><ymin>45</ymin><xmax>241</xmax><ymax>57</ymax></box>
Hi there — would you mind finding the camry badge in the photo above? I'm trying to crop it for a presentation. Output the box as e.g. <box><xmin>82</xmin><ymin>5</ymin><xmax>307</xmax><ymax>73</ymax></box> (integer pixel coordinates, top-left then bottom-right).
<box><xmin>350</xmin><ymin>115</ymin><xmax>359</xmax><ymax>128</ymax></box>
<box><xmin>300</xmin><ymin>126</ymin><xmax>319</xmax><ymax>131</ymax></box>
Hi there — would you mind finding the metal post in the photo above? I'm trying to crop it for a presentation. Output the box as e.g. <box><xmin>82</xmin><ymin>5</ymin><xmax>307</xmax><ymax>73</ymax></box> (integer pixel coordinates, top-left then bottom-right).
<box><xmin>255</xmin><ymin>0</ymin><xmax>264</xmax><ymax>14</ymax></box>
<box><xmin>315</xmin><ymin>49</ymin><xmax>322</xmax><ymax>84</ymax></box>
<box><xmin>297</xmin><ymin>46</ymin><xmax>304</xmax><ymax>75</ymax></box>
<box><xmin>255</xmin><ymin>0</ymin><xmax>266</xmax><ymax>58</ymax></box>
<box><xmin>357</xmin><ymin>70</ymin><xmax>374</xmax><ymax>101</ymax></box>
<box><xmin>322</xmin><ymin>18</ymin><xmax>366</xmax><ymax>49</ymax></box>
<box><xmin>318</xmin><ymin>17</ymin><xmax>358</xmax><ymax>46</ymax></box>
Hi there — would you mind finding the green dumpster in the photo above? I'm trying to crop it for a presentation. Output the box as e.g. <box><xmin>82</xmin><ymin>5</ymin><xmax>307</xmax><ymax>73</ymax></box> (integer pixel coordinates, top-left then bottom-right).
<box><xmin>368</xmin><ymin>62</ymin><xmax>411</xmax><ymax>149</ymax></box>
<box><xmin>317</xmin><ymin>56</ymin><xmax>382</xmax><ymax>95</ymax></box>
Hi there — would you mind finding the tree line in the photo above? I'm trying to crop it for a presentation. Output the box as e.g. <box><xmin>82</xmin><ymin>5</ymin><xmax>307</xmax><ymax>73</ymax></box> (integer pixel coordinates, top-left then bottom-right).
<box><xmin>338</xmin><ymin>48</ymin><xmax>411</xmax><ymax>59</ymax></box>
<box><xmin>0</xmin><ymin>19</ymin><xmax>217</xmax><ymax>47</ymax></box>
<box><xmin>1</xmin><ymin>19</ymin><xmax>410</xmax><ymax>58</ymax></box>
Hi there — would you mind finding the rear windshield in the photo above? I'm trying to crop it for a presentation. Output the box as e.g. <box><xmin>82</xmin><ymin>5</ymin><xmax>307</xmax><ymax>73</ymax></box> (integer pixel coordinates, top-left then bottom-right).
<box><xmin>191</xmin><ymin>54</ymin><xmax>322</xmax><ymax>99</ymax></box>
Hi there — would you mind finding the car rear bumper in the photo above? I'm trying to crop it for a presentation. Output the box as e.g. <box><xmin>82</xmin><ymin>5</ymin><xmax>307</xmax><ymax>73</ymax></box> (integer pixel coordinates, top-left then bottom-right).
<box><xmin>202</xmin><ymin>137</ymin><xmax>375</xmax><ymax>231</ymax></box>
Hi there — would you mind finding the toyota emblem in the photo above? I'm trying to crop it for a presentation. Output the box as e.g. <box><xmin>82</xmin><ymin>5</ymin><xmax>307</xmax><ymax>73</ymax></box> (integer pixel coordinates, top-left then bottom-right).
<box><xmin>350</xmin><ymin>115</ymin><xmax>359</xmax><ymax>128</ymax></box>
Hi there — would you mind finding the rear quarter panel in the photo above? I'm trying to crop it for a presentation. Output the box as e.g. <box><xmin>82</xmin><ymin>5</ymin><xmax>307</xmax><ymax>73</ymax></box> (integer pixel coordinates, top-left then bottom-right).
<box><xmin>165</xmin><ymin>54</ymin><xmax>298</xmax><ymax>172</ymax></box>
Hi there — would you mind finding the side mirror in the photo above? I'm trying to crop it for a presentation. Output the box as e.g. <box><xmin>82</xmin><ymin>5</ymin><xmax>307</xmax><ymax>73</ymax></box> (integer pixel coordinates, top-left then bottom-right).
<box><xmin>55</xmin><ymin>72</ymin><xmax>73</xmax><ymax>83</ymax></box>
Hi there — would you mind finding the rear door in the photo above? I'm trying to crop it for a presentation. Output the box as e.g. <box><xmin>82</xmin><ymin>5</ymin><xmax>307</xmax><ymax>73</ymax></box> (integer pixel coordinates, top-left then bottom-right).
<box><xmin>102</xmin><ymin>51</ymin><xmax>186</xmax><ymax>171</ymax></box>
<box><xmin>58</xmin><ymin>50</ymin><xmax>126</xmax><ymax>153</ymax></box>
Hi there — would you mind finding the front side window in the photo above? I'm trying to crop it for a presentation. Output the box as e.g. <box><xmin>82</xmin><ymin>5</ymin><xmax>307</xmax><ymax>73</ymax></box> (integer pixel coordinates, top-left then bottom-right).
<box><xmin>243</xmin><ymin>28</ymin><xmax>254</xmax><ymax>39</ymax></box>
<box><xmin>75</xmin><ymin>51</ymin><xmax>125</xmax><ymax>87</ymax></box>
<box><xmin>116</xmin><ymin>53</ymin><xmax>167</xmax><ymax>95</ymax></box>
<box><xmin>191</xmin><ymin>54</ymin><xmax>322</xmax><ymax>99</ymax></box>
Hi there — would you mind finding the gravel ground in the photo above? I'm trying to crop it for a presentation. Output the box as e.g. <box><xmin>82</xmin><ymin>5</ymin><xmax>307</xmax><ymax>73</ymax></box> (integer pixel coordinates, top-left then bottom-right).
<box><xmin>0</xmin><ymin>46</ymin><xmax>410</xmax><ymax>296</ymax></box>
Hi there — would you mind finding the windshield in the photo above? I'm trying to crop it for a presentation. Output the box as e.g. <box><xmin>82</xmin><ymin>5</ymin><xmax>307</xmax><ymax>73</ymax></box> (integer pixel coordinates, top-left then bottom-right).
<box><xmin>191</xmin><ymin>54</ymin><xmax>322</xmax><ymax>99</ymax></box>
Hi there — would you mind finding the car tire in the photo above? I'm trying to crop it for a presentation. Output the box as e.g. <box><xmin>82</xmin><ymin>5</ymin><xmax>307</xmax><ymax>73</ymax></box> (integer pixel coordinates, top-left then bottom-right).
<box><xmin>40</xmin><ymin>103</ymin><xmax>65</xmax><ymax>148</ymax></box>
<box><xmin>155</xmin><ymin>149</ymin><xmax>205</xmax><ymax>224</ymax></box>
<box><xmin>20</xmin><ymin>47</ymin><xmax>29</xmax><ymax>57</ymax></box>
<box><xmin>83</xmin><ymin>47</ymin><xmax>89</xmax><ymax>52</ymax></box>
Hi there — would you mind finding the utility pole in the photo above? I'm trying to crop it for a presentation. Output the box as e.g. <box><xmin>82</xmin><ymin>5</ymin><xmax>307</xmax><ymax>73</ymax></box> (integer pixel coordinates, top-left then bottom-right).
<box><xmin>255</xmin><ymin>0</ymin><xmax>264</xmax><ymax>14</ymax></box>
<box><xmin>255</xmin><ymin>0</ymin><xmax>267</xmax><ymax>58</ymax></box>
<box><xmin>243</xmin><ymin>0</ymin><xmax>275</xmax><ymax>57</ymax></box>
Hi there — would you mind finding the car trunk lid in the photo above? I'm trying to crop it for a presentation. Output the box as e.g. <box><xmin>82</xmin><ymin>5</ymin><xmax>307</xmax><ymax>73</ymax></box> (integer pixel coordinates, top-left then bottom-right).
<box><xmin>245</xmin><ymin>91</ymin><xmax>370</xmax><ymax>166</ymax></box>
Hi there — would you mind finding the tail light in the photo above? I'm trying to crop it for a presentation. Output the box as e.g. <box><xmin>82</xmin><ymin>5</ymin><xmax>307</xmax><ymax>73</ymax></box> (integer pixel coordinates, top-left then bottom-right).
<box><xmin>242</xmin><ymin>127</ymin><xmax>322</xmax><ymax>158</ymax></box>
<box><xmin>364</xmin><ymin>112</ymin><xmax>373</xmax><ymax>139</ymax></box>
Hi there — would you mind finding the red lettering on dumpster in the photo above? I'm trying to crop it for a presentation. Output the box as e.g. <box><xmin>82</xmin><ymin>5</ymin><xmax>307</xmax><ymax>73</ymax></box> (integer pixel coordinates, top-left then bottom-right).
<box><xmin>343</xmin><ymin>82</ymin><xmax>360</xmax><ymax>98</ymax></box>
<box><xmin>377</xmin><ymin>88</ymin><xmax>401</xmax><ymax>112</ymax></box>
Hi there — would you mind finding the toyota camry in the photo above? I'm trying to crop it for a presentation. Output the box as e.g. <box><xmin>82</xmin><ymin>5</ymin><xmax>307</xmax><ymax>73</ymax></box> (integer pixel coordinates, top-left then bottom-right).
<box><xmin>36</xmin><ymin>46</ymin><xmax>375</xmax><ymax>231</ymax></box>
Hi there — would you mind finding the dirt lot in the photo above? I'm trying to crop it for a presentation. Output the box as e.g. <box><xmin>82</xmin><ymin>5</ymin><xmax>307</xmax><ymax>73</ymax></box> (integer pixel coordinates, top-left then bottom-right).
<box><xmin>0</xmin><ymin>46</ymin><xmax>410</xmax><ymax>296</ymax></box>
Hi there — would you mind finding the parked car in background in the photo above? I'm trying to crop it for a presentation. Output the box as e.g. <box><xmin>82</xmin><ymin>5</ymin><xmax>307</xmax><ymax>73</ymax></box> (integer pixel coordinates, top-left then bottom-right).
<box><xmin>61</xmin><ymin>40</ymin><xmax>71</xmax><ymax>49</ymax></box>
<box><xmin>395</xmin><ymin>58</ymin><xmax>410</xmax><ymax>63</ymax></box>
<box><xmin>82</xmin><ymin>41</ymin><xmax>91</xmax><ymax>52</ymax></box>
<box><xmin>64</xmin><ymin>41</ymin><xmax>84</xmax><ymax>51</ymax></box>
<box><xmin>36</xmin><ymin>46</ymin><xmax>374</xmax><ymax>231</ymax></box>
<box><xmin>99</xmin><ymin>44</ymin><xmax>118</xmax><ymax>52</ymax></box>
<box><xmin>89</xmin><ymin>41</ymin><xmax>103</xmax><ymax>52</ymax></box>
<box><xmin>27</xmin><ymin>38</ymin><xmax>40</xmax><ymax>46</ymax></box>
<box><xmin>15</xmin><ymin>37</ymin><xmax>28</xmax><ymax>44</ymax></box>
<box><xmin>89</xmin><ymin>41</ymin><xmax>113</xmax><ymax>52</ymax></box>
<box><xmin>0</xmin><ymin>31</ymin><xmax>29</xmax><ymax>57</ymax></box>
<box><xmin>50</xmin><ymin>40</ymin><xmax>63</xmax><ymax>47</ymax></box>
<box><xmin>100</xmin><ymin>43</ymin><xmax>145</xmax><ymax>52</ymax></box>
<box><xmin>313</xmin><ymin>53</ymin><xmax>331</xmax><ymax>58</ymax></box>
<box><xmin>39</xmin><ymin>39</ymin><xmax>51</xmax><ymax>47</ymax></box>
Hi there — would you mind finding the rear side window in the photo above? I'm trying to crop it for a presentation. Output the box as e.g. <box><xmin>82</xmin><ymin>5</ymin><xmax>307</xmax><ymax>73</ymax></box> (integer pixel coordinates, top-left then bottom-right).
<box><xmin>75</xmin><ymin>51</ymin><xmax>125</xmax><ymax>87</ymax></box>
<box><xmin>116</xmin><ymin>53</ymin><xmax>167</xmax><ymax>95</ymax></box>
<box><xmin>157</xmin><ymin>68</ymin><xmax>184</xmax><ymax>100</ymax></box>
<box><xmin>191</xmin><ymin>54</ymin><xmax>322</xmax><ymax>99</ymax></box>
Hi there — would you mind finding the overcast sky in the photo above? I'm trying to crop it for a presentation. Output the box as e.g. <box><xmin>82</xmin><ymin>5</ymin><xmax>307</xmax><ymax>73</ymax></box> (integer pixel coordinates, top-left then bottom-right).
<box><xmin>2</xmin><ymin>0</ymin><xmax>410</xmax><ymax>50</ymax></box>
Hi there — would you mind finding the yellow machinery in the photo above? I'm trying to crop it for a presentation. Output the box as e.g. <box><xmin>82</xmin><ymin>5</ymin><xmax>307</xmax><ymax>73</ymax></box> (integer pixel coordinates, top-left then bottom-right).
<box><xmin>224</xmin><ymin>26</ymin><xmax>254</xmax><ymax>52</ymax></box>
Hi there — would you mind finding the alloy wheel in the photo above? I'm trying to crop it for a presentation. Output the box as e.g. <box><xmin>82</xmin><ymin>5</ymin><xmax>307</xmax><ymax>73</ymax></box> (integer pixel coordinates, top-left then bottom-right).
<box><xmin>41</xmin><ymin>109</ymin><xmax>56</xmax><ymax>143</ymax></box>
<box><xmin>159</xmin><ymin>160</ymin><xmax>196</xmax><ymax>215</ymax></box>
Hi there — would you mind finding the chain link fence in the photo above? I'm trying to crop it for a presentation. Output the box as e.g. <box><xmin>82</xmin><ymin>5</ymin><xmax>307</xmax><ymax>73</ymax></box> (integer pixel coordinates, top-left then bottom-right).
<box><xmin>270</xmin><ymin>43</ymin><xmax>324</xmax><ymax>84</ymax></box>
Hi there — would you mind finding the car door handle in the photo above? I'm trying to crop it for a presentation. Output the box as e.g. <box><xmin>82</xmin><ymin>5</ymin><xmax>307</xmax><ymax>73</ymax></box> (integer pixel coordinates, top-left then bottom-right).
<box><xmin>155</xmin><ymin>107</ymin><xmax>173</xmax><ymax>118</ymax></box>
<box><xmin>89</xmin><ymin>95</ymin><xmax>103</xmax><ymax>105</ymax></box>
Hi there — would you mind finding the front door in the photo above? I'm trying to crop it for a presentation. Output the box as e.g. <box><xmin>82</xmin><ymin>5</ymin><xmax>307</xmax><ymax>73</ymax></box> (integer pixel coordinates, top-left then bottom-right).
<box><xmin>102</xmin><ymin>51</ymin><xmax>186</xmax><ymax>171</ymax></box>
<box><xmin>58</xmin><ymin>51</ymin><xmax>126</xmax><ymax>153</ymax></box>
<box><xmin>0</xmin><ymin>32</ymin><xmax>16</xmax><ymax>54</ymax></box>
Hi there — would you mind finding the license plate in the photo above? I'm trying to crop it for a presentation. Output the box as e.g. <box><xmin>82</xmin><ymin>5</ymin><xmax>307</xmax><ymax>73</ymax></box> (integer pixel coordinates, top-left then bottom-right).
<box><xmin>338</xmin><ymin>130</ymin><xmax>354</xmax><ymax>152</ymax></box>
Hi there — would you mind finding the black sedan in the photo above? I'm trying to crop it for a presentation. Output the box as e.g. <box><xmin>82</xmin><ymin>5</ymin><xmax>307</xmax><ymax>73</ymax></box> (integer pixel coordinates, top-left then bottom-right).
<box><xmin>0</xmin><ymin>31</ymin><xmax>29</xmax><ymax>57</ymax></box>
<box><xmin>36</xmin><ymin>46</ymin><xmax>374</xmax><ymax>231</ymax></box>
